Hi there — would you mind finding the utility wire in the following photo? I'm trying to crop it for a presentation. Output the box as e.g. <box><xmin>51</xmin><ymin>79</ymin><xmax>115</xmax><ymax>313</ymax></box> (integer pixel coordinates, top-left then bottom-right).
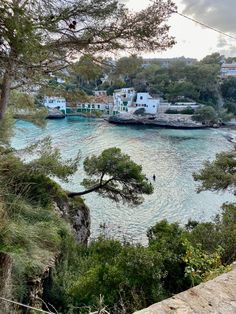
<box><xmin>0</xmin><ymin>296</ymin><xmax>55</xmax><ymax>314</ymax></box>
<box><xmin>171</xmin><ymin>10</ymin><xmax>236</xmax><ymax>41</ymax></box>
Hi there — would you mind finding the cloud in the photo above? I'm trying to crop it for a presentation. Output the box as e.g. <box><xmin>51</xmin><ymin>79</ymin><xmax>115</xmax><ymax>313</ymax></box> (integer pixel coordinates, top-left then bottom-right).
<box><xmin>219</xmin><ymin>46</ymin><xmax>236</xmax><ymax>57</ymax></box>
<box><xmin>181</xmin><ymin>0</ymin><xmax>236</xmax><ymax>35</ymax></box>
<box><xmin>213</xmin><ymin>35</ymin><xmax>236</xmax><ymax>56</ymax></box>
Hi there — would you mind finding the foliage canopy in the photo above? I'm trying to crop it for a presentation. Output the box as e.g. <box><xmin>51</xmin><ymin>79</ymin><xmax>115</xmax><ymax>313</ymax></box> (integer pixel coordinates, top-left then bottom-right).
<box><xmin>69</xmin><ymin>147</ymin><xmax>154</xmax><ymax>205</ymax></box>
<box><xmin>0</xmin><ymin>0</ymin><xmax>176</xmax><ymax>118</ymax></box>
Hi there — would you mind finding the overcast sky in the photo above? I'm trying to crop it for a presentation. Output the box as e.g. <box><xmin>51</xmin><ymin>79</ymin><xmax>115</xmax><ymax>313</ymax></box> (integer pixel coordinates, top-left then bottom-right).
<box><xmin>126</xmin><ymin>0</ymin><xmax>236</xmax><ymax>60</ymax></box>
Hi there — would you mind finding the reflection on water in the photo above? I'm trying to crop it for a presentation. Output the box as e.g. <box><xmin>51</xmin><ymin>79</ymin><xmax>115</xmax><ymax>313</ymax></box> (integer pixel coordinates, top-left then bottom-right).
<box><xmin>11</xmin><ymin>117</ymin><xmax>234</xmax><ymax>243</ymax></box>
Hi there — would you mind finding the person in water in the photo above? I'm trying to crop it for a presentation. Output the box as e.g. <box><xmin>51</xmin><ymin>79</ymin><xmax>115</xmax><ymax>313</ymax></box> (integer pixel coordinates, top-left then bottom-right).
<box><xmin>153</xmin><ymin>174</ymin><xmax>156</xmax><ymax>181</ymax></box>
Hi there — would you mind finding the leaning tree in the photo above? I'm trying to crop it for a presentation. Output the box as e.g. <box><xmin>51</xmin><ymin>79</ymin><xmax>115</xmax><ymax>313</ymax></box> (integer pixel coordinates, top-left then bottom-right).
<box><xmin>0</xmin><ymin>0</ymin><xmax>176</xmax><ymax>119</ymax></box>
<box><xmin>68</xmin><ymin>147</ymin><xmax>153</xmax><ymax>205</ymax></box>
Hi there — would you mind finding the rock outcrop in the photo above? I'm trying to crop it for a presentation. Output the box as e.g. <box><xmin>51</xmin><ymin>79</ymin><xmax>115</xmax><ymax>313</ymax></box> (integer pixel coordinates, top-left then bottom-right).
<box><xmin>108</xmin><ymin>113</ymin><xmax>207</xmax><ymax>129</ymax></box>
<box><xmin>22</xmin><ymin>196</ymin><xmax>91</xmax><ymax>313</ymax></box>
<box><xmin>53</xmin><ymin>196</ymin><xmax>91</xmax><ymax>245</ymax></box>
<box><xmin>46</xmin><ymin>108</ymin><xmax>65</xmax><ymax>119</ymax></box>
<box><xmin>133</xmin><ymin>266</ymin><xmax>236</xmax><ymax>314</ymax></box>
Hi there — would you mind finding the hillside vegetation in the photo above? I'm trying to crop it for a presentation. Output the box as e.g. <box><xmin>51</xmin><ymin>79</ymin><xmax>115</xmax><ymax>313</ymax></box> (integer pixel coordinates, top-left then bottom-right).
<box><xmin>0</xmin><ymin>129</ymin><xmax>235</xmax><ymax>313</ymax></box>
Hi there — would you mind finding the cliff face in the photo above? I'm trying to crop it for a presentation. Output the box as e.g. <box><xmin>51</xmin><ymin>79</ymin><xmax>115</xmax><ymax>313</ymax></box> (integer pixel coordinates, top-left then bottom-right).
<box><xmin>30</xmin><ymin>196</ymin><xmax>91</xmax><ymax>310</ymax></box>
<box><xmin>0</xmin><ymin>195</ymin><xmax>91</xmax><ymax>313</ymax></box>
<box><xmin>53</xmin><ymin>196</ymin><xmax>91</xmax><ymax>245</ymax></box>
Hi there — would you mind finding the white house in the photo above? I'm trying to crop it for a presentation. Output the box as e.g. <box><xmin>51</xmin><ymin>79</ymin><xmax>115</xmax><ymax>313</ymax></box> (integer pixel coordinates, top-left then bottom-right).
<box><xmin>43</xmin><ymin>96</ymin><xmax>66</xmax><ymax>113</ymax></box>
<box><xmin>75</xmin><ymin>102</ymin><xmax>113</xmax><ymax>115</ymax></box>
<box><xmin>132</xmin><ymin>92</ymin><xmax>160</xmax><ymax>115</ymax></box>
<box><xmin>113</xmin><ymin>88</ymin><xmax>136</xmax><ymax>114</ymax></box>
<box><xmin>221</xmin><ymin>63</ymin><xmax>236</xmax><ymax>78</ymax></box>
<box><xmin>94</xmin><ymin>90</ymin><xmax>107</xmax><ymax>97</ymax></box>
<box><xmin>113</xmin><ymin>89</ymin><xmax>160</xmax><ymax>115</ymax></box>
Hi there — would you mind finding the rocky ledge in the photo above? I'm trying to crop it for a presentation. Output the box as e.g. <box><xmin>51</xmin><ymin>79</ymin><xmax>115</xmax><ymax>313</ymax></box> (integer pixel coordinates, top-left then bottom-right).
<box><xmin>108</xmin><ymin>113</ymin><xmax>207</xmax><ymax>129</ymax></box>
<box><xmin>134</xmin><ymin>265</ymin><xmax>236</xmax><ymax>314</ymax></box>
<box><xmin>47</xmin><ymin>108</ymin><xmax>65</xmax><ymax>119</ymax></box>
<box><xmin>53</xmin><ymin>195</ymin><xmax>91</xmax><ymax>245</ymax></box>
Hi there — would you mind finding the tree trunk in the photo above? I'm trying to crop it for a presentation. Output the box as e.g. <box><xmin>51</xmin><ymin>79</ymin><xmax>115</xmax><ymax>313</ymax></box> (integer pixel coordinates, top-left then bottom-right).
<box><xmin>67</xmin><ymin>178</ymin><xmax>114</xmax><ymax>198</ymax></box>
<box><xmin>0</xmin><ymin>67</ymin><xmax>13</xmax><ymax>120</ymax></box>
<box><xmin>67</xmin><ymin>185</ymin><xmax>101</xmax><ymax>197</ymax></box>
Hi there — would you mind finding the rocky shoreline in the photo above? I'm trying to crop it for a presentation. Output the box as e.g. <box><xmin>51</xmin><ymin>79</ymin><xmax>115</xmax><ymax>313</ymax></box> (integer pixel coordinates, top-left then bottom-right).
<box><xmin>108</xmin><ymin>113</ymin><xmax>208</xmax><ymax>129</ymax></box>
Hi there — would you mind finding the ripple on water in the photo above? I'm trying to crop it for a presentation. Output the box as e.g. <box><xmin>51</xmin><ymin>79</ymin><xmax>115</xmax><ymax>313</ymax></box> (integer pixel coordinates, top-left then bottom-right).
<box><xmin>11</xmin><ymin>118</ymin><xmax>234</xmax><ymax>243</ymax></box>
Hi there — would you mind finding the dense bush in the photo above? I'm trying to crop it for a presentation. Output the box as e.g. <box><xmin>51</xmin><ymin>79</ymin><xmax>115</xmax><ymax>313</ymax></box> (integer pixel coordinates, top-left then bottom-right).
<box><xmin>50</xmin><ymin>237</ymin><xmax>167</xmax><ymax>314</ymax></box>
<box><xmin>192</xmin><ymin>106</ymin><xmax>218</xmax><ymax>124</ymax></box>
<box><xmin>186</xmin><ymin>204</ymin><xmax>236</xmax><ymax>264</ymax></box>
<box><xmin>49</xmin><ymin>216</ymin><xmax>231</xmax><ymax>314</ymax></box>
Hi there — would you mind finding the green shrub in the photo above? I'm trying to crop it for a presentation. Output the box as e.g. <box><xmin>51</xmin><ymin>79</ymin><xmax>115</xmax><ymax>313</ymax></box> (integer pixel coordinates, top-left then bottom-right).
<box><xmin>50</xmin><ymin>237</ymin><xmax>167</xmax><ymax>314</ymax></box>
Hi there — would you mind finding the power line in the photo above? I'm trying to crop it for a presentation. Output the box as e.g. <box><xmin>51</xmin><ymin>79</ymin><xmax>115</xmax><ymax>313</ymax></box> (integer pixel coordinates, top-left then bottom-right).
<box><xmin>171</xmin><ymin>10</ymin><xmax>236</xmax><ymax>41</ymax></box>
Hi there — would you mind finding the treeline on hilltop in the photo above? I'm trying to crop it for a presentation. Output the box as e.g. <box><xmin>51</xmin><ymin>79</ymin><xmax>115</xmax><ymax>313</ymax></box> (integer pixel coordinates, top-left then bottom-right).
<box><xmin>6</xmin><ymin>52</ymin><xmax>236</xmax><ymax>126</ymax></box>
<box><xmin>45</xmin><ymin>53</ymin><xmax>236</xmax><ymax>114</ymax></box>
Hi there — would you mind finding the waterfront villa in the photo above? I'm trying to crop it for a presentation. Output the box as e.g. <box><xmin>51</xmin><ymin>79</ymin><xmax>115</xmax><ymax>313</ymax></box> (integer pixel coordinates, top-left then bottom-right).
<box><xmin>43</xmin><ymin>96</ymin><xmax>66</xmax><ymax>113</ymax></box>
<box><xmin>113</xmin><ymin>88</ymin><xmax>136</xmax><ymax>114</ymax></box>
<box><xmin>73</xmin><ymin>93</ymin><xmax>113</xmax><ymax>115</ymax></box>
<box><xmin>43</xmin><ymin>89</ymin><xmax>178</xmax><ymax>117</ymax></box>
<box><xmin>74</xmin><ymin>102</ymin><xmax>113</xmax><ymax>115</ymax></box>
<box><xmin>133</xmin><ymin>92</ymin><xmax>160</xmax><ymax>114</ymax></box>
<box><xmin>113</xmin><ymin>88</ymin><xmax>160</xmax><ymax>115</ymax></box>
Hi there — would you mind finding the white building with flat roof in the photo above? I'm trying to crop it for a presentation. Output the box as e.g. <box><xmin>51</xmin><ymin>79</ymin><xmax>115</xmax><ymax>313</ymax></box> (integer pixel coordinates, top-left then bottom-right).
<box><xmin>133</xmin><ymin>92</ymin><xmax>160</xmax><ymax>115</ymax></box>
<box><xmin>113</xmin><ymin>88</ymin><xmax>136</xmax><ymax>114</ymax></box>
<box><xmin>113</xmin><ymin>89</ymin><xmax>160</xmax><ymax>115</ymax></box>
<box><xmin>221</xmin><ymin>63</ymin><xmax>236</xmax><ymax>78</ymax></box>
<box><xmin>75</xmin><ymin>102</ymin><xmax>113</xmax><ymax>115</ymax></box>
<box><xmin>43</xmin><ymin>96</ymin><xmax>66</xmax><ymax>113</ymax></box>
<box><xmin>126</xmin><ymin>92</ymin><xmax>160</xmax><ymax>115</ymax></box>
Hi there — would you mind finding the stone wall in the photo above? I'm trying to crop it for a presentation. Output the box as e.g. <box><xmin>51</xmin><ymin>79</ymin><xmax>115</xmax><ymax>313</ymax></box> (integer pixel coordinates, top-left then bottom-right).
<box><xmin>134</xmin><ymin>267</ymin><xmax>236</xmax><ymax>314</ymax></box>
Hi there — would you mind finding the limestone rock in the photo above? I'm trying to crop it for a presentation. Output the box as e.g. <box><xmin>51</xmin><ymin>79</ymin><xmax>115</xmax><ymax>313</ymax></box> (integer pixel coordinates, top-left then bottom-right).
<box><xmin>133</xmin><ymin>267</ymin><xmax>236</xmax><ymax>314</ymax></box>
<box><xmin>53</xmin><ymin>196</ymin><xmax>91</xmax><ymax>245</ymax></box>
<box><xmin>108</xmin><ymin>113</ymin><xmax>206</xmax><ymax>129</ymax></box>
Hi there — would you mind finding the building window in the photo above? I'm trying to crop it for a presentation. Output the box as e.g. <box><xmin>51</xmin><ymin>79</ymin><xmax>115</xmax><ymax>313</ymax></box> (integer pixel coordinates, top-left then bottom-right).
<box><xmin>140</xmin><ymin>96</ymin><xmax>143</xmax><ymax>100</ymax></box>
<box><xmin>92</xmin><ymin>104</ymin><xmax>95</xmax><ymax>109</ymax></box>
<box><xmin>153</xmin><ymin>105</ymin><xmax>155</xmax><ymax>108</ymax></box>
<box><xmin>97</xmin><ymin>105</ymin><xmax>100</xmax><ymax>109</ymax></box>
<box><xmin>49</xmin><ymin>100</ymin><xmax>53</xmax><ymax>103</ymax></box>
<box><xmin>82</xmin><ymin>104</ymin><xmax>85</xmax><ymax>108</ymax></box>
<box><xmin>88</xmin><ymin>104</ymin><xmax>90</xmax><ymax>108</ymax></box>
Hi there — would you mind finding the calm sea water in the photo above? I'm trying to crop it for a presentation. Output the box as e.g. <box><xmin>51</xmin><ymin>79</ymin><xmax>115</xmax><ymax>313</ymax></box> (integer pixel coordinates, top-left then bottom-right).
<box><xmin>11</xmin><ymin>117</ymin><xmax>235</xmax><ymax>243</ymax></box>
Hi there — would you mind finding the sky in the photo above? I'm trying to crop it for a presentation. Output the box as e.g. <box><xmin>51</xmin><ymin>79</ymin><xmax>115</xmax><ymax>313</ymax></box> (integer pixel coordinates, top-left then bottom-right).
<box><xmin>125</xmin><ymin>0</ymin><xmax>236</xmax><ymax>60</ymax></box>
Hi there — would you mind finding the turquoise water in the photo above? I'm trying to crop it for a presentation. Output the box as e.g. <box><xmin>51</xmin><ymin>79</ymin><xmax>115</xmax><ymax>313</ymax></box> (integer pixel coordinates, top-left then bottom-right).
<box><xmin>11</xmin><ymin>117</ymin><xmax>235</xmax><ymax>243</ymax></box>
